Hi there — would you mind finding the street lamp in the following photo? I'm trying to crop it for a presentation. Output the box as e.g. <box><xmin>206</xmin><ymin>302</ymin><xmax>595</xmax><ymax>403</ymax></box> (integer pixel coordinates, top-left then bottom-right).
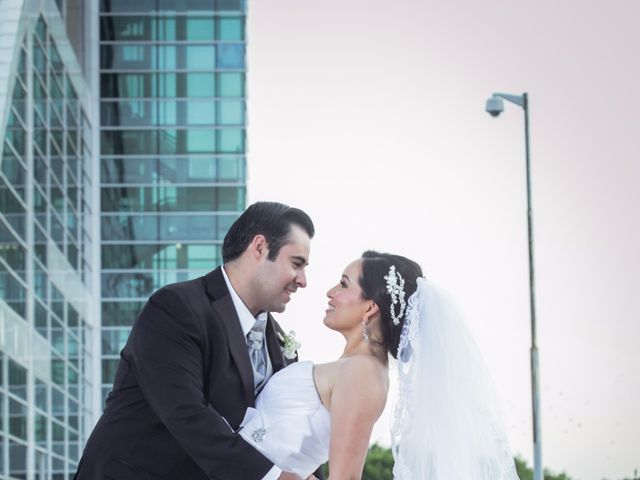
<box><xmin>485</xmin><ymin>92</ymin><xmax>543</xmax><ymax>480</ymax></box>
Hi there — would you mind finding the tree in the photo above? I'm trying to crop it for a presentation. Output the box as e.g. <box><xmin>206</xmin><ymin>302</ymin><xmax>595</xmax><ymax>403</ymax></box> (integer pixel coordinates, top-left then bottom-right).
<box><xmin>324</xmin><ymin>446</ymin><xmax>574</xmax><ymax>480</ymax></box>
<box><xmin>515</xmin><ymin>456</ymin><xmax>572</xmax><ymax>480</ymax></box>
<box><xmin>362</xmin><ymin>444</ymin><xmax>394</xmax><ymax>480</ymax></box>
<box><xmin>321</xmin><ymin>443</ymin><xmax>393</xmax><ymax>480</ymax></box>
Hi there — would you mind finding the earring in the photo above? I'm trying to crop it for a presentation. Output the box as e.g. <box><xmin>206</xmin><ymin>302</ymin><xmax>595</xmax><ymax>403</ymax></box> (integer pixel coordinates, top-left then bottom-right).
<box><xmin>362</xmin><ymin>320</ymin><xmax>370</xmax><ymax>342</ymax></box>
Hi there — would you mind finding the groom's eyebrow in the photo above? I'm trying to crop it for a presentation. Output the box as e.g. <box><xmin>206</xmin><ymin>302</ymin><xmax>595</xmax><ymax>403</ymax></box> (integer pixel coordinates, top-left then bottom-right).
<box><xmin>341</xmin><ymin>274</ymin><xmax>350</xmax><ymax>284</ymax></box>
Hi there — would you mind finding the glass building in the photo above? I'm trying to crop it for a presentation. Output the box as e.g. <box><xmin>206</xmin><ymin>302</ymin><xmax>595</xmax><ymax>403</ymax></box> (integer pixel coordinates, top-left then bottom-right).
<box><xmin>0</xmin><ymin>0</ymin><xmax>247</xmax><ymax>477</ymax></box>
<box><xmin>98</xmin><ymin>0</ymin><xmax>247</xmax><ymax>406</ymax></box>
<box><xmin>0</xmin><ymin>0</ymin><xmax>97</xmax><ymax>478</ymax></box>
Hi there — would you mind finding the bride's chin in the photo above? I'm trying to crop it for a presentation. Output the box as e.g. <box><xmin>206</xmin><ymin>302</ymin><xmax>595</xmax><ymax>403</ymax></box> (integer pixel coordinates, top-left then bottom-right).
<box><xmin>322</xmin><ymin>316</ymin><xmax>335</xmax><ymax>329</ymax></box>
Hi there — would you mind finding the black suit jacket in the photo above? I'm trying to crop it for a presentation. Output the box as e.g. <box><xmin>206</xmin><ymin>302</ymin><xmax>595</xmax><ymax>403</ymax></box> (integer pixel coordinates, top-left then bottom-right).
<box><xmin>74</xmin><ymin>267</ymin><xmax>291</xmax><ymax>479</ymax></box>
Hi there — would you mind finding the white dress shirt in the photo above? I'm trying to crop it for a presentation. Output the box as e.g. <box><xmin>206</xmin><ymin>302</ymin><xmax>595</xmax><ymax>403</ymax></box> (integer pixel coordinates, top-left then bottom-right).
<box><xmin>221</xmin><ymin>267</ymin><xmax>281</xmax><ymax>480</ymax></box>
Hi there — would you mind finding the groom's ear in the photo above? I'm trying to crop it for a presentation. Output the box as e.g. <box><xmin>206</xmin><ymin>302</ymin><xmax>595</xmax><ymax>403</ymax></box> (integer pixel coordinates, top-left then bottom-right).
<box><xmin>250</xmin><ymin>234</ymin><xmax>268</xmax><ymax>259</ymax></box>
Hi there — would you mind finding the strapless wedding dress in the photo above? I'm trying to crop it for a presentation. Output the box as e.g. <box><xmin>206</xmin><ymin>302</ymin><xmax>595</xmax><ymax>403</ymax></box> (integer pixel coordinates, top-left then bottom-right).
<box><xmin>239</xmin><ymin>361</ymin><xmax>330</xmax><ymax>477</ymax></box>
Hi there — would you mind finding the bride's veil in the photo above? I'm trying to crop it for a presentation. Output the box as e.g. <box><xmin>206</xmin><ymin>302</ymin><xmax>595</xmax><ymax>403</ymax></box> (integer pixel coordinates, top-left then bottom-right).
<box><xmin>391</xmin><ymin>278</ymin><xmax>520</xmax><ymax>480</ymax></box>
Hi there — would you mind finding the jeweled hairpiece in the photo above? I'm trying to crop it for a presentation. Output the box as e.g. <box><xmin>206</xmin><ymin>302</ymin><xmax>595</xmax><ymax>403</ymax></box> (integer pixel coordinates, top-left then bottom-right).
<box><xmin>384</xmin><ymin>265</ymin><xmax>406</xmax><ymax>326</ymax></box>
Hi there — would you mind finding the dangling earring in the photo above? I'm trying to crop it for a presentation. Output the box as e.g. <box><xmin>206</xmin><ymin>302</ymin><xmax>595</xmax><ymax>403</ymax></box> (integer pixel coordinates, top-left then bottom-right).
<box><xmin>362</xmin><ymin>320</ymin><xmax>370</xmax><ymax>342</ymax></box>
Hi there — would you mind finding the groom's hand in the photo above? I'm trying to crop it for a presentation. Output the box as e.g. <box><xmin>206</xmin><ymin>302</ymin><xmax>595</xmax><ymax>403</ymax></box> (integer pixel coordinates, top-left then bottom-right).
<box><xmin>277</xmin><ymin>472</ymin><xmax>302</xmax><ymax>480</ymax></box>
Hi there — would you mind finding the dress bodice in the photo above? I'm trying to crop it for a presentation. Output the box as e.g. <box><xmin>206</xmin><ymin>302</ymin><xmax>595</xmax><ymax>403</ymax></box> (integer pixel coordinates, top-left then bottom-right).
<box><xmin>238</xmin><ymin>361</ymin><xmax>331</xmax><ymax>477</ymax></box>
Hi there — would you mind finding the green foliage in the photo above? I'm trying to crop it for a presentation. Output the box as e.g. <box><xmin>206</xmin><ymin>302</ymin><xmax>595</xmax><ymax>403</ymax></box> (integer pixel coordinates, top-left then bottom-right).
<box><xmin>362</xmin><ymin>444</ymin><xmax>394</xmax><ymax>480</ymax></box>
<box><xmin>515</xmin><ymin>455</ymin><xmax>572</xmax><ymax>480</ymax></box>
<box><xmin>321</xmin><ymin>443</ymin><xmax>393</xmax><ymax>480</ymax></box>
<box><xmin>323</xmin><ymin>447</ymin><xmax>576</xmax><ymax>480</ymax></box>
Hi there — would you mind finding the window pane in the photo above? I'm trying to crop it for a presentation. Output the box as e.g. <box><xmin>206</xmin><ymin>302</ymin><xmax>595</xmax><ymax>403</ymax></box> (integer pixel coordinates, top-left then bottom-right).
<box><xmin>102</xmin><ymin>243</ymin><xmax>220</xmax><ymax>269</ymax></box>
<box><xmin>187</xmin><ymin>129</ymin><xmax>216</xmax><ymax>153</ymax></box>
<box><xmin>187</xmin><ymin>101</ymin><xmax>216</xmax><ymax>125</ymax></box>
<box><xmin>217</xmin><ymin>0</ymin><xmax>243</xmax><ymax>11</ymax></box>
<box><xmin>154</xmin><ymin>17</ymin><xmax>177</xmax><ymax>40</ymax></box>
<box><xmin>218</xmin><ymin>17</ymin><xmax>243</xmax><ymax>40</ymax></box>
<box><xmin>102</xmin><ymin>100</ymin><xmax>219</xmax><ymax>127</ymax></box>
<box><xmin>9</xmin><ymin>440</ymin><xmax>27</xmax><ymax>478</ymax></box>
<box><xmin>102</xmin><ymin>358</ymin><xmax>120</xmax><ymax>385</ymax></box>
<box><xmin>187</xmin><ymin>45</ymin><xmax>215</xmax><ymax>70</ymax></box>
<box><xmin>219</xmin><ymin>100</ymin><xmax>243</xmax><ymax>125</ymax></box>
<box><xmin>9</xmin><ymin>400</ymin><xmax>27</xmax><ymax>439</ymax></box>
<box><xmin>101</xmin><ymin>213</ymin><xmax>236</xmax><ymax>242</ymax></box>
<box><xmin>101</xmin><ymin>73</ymin><xmax>155</xmax><ymax>98</ymax></box>
<box><xmin>101</xmin><ymin>156</ymin><xmax>245</xmax><ymax>183</ymax></box>
<box><xmin>101</xmin><ymin>301</ymin><xmax>145</xmax><ymax>326</ymax></box>
<box><xmin>216</xmin><ymin>44</ymin><xmax>244</xmax><ymax>69</ymax></box>
<box><xmin>35</xmin><ymin>379</ymin><xmax>48</xmax><ymax>411</ymax></box>
<box><xmin>156</xmin><ymin>0</ymin><xmax>215</xmax><ymax>12</ymax></box>
<box><xmin>102</xmin><ymin>329</ymin><xmax>131</xmax><ymax>355</ymax></box>
<box><xmin>219</xmin><ymin>128</ymin><xmax>244</xmax><ymax>153</ymax></box>
<box><xmin>187</xmin><ymin>73</ymin><xmax>215</xmax><ymax>97</ymax></box>
<box><xmin>9</xmin><ymin>360</ymin><xmax>27</xmax><ymax>399</ymax></box>
<box><xmin>102</xmin><ymin>271</ymin><xmax>209</xmax><ymax>298</ymax></box>
<box><xmin>219</xmin><ymin>72</ymin><xmax>244</xmax><ymax>97</ymax></box>
<box><xmin>101</xmin><ymin>186</ymin><xmax>239</xmax><ymax>212</ymax></box>
<box><xmin>100</xmin><ymin>0</ymin><xmax>154</xmax><ymax>13</ymax></box>
<box><xmin>35</xmin><ymin>414</ymin><xmax>48</xmax><ymax>447</ymax></box>
<box><xmin>102</xmin><ymin>129</ymin><xmax>224</xmax><ymax>155</ymax></box>
<box><xmin>0</xmin><ymin>264</ymin><xmax>26</xmax><ymax>317</ymax></box>
<box><xmin>186</xmin><ymin>17</ymin><xmax>215</xmax><ymax>41</ymax></box>
<box><xmin>101</xmin><ymin>16</ymin><xmax>151</xmax><ymax>41</ymax></box>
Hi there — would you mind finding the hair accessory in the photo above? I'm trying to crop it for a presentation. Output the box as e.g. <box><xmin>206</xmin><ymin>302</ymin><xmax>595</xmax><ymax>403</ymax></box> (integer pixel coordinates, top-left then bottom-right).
<box><xmin>384</xmin><ymin>265</ymin><xmax>406</xmax><ymax>325</ymax></box>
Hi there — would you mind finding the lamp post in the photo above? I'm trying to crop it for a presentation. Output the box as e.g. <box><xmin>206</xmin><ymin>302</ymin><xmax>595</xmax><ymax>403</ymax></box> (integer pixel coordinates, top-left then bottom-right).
<box><xmin>485</xmin><ymin>92</ymin><xmax>542</xmax><ymax>480</ymax></box>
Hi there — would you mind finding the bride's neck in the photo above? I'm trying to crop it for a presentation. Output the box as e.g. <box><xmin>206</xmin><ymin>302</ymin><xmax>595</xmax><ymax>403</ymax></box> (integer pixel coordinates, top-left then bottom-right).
<box><xmin>341</xmin><ymin>337</ymin><xmax>388</xmax><ymax>364</ymax></box>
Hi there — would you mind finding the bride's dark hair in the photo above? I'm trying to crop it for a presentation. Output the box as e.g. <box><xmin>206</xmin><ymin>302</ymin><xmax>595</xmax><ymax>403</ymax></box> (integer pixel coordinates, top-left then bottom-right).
<box><xmin>358</xmin><ymin>251</ymin><xmax>423</xmax><ymax>359</ymax></box>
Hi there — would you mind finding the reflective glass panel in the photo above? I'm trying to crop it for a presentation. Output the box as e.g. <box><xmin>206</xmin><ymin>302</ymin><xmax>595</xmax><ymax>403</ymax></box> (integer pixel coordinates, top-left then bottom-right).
<box><xmin>186</xmin><ymin>17</ymin><xmax>215</xmax><ymax>41</ymax></box>
<box><xmin>216</xmin><ymin>44</ymin><xmax>244</xmax><ymax>69</ymax></box>
<box><xmin>101</xmin><ymin>156</ymin><xmax>245</xmax><ymax>183</ymax></box>
<box><xmin>218</xmin><ymin>17</ymin><xmax>243</xmax><ymax>40</ymax></box>
<box><xmin>101</xmin><ymin>186</ymin><xmax>241</xmax><ymax>212</ymax></box>
<box><xmin>101</xmin><ymin>213</ymin><xmax>238</xmax><ymax>242</ymax></box>
<box><xmin>187</xmin><ymin>72</ymin><xmax>215</xmax><ymax>97</ymax></box>
<box><xmin>218</xmin><ymin>100</ymin><xmax>244</xmax><ymax>125</ymax></box>
<box><xmin>101</xmin><ymin>301</ymin><xmax>145</xmax><ymax>326</ymax></box>
<box><xmin>102</xmin><ymin>329</ymin><xmax>131</xmax><ymax>355</ymax></box>
<box><xmin>102</xmin><ymin>242</ymin><xmax>220</xmax><ymax>269</ymax></box>
<box><xmin>219</xmin><ymin>72</ymin><xmax>244</xmax><ymax>97</ymax></box>
<box><xmin>187</xmin><ymin>45</ymin><xmax>215</xmax><ymax>70</ymax></box>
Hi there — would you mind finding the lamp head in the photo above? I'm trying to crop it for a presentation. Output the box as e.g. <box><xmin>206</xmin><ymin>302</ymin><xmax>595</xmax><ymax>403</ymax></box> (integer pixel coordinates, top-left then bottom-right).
<box><xmin>485</xmin><ymin>96</ymin><xmax>504</xmax><ymax>117</ymax></box>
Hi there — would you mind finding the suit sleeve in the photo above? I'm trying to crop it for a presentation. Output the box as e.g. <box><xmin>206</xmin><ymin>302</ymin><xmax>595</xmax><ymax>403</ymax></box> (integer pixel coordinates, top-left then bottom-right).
<box><xmin>130</xmin><ymin>287</ymin><xmax>273</xmax><ymax>480</ymax></box>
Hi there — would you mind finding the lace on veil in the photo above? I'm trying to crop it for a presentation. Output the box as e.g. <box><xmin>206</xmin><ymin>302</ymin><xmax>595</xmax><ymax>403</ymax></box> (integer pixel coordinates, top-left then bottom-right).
<box><xmin>390</xmin><ymin>278</ymin><xmax>519</xmax><ymax>480</ymax></box>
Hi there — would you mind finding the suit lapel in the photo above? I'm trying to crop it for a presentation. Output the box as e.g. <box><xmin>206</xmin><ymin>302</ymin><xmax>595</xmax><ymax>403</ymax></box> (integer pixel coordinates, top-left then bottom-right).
<box><xmin>205</xmin><ymin>268</ymin><xmax>255</xmax><ymax>407</ymax></box>
<box><xmin>266</xmin><ymin>314</ymin><xmax>288</xmax><ymax>371</ymax></box>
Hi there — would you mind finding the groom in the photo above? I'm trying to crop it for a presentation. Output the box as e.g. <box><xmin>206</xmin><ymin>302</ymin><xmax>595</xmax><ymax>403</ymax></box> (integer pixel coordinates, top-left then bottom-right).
<box><xmin>74</xmin><ymin>202</ymin><xmax>315</xmax><ymax>479</ymax></box>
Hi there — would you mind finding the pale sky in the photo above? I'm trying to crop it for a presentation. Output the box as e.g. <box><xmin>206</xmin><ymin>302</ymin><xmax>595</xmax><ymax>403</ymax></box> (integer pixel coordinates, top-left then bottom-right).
<box><xmin>245</xmin><ymin>1</ymin><xmax>640</xmax><ymax>479</ymax></box>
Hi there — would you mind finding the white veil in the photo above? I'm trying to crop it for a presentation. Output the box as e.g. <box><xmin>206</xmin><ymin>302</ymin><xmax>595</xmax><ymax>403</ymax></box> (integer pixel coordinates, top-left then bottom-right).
<box><xmin>391</xmin><ymin>278</ymin><xmax>519</xmax><ymax>480</ymax></box>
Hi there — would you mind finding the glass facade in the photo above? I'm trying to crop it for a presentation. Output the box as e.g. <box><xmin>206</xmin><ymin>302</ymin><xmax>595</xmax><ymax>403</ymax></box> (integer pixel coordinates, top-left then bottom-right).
<box><xmin>99</xmin><ymin>0</ymin><xmax>247</xmax><ymax>404</ymax></box>
<box><xmin>0</xmin><ymin>8</ymin><xmax>95</xmax><ymax>479</ymax></box>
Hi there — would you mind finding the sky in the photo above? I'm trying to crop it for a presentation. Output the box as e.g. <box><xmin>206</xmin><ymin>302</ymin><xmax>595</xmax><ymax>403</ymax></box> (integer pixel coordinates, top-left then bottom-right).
<box><xmin>245</xmin><ymin>1</ymin><xmax>640</xmax><ymax>479</ymax></box>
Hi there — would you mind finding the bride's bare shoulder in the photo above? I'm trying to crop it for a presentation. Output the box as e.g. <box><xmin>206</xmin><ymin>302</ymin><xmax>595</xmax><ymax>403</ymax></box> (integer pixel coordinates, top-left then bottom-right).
<box><xmin>313</xmin><ymin>356</ymin><xmax>388</xmax><ymax>412</ymax></box>
<box><xmin>338</xmin><ymin>356</ymin><xmax>388</xmax><ymax>394</ymax></box>
<box><xmin>333</xmin><ymin>355</ymin><xmax>389</xmax><ymax>417</ymax></box>
<box><xmin>316</xmin><ymin>355</ymin><xmax>387</xmax><ymax>382</ymax></box>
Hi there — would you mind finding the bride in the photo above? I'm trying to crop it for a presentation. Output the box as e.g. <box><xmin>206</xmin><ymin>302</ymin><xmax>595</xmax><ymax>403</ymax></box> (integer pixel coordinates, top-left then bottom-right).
<box><xmin>239</xmin><ymin>251</ymin><xmax>520</xmax><ymax>480</ymax></box>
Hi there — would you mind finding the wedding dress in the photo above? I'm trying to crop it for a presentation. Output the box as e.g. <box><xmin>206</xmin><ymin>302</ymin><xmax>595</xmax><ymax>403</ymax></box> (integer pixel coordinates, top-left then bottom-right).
<box><xmin>239</xmin><ymin>360</ymin><xmax>330</xmax><ymax>478</ymax></box>
<box><xmin>239</xmin><ymin>278</ymin><xmax>519</xmax><ymax>480</ymax></box>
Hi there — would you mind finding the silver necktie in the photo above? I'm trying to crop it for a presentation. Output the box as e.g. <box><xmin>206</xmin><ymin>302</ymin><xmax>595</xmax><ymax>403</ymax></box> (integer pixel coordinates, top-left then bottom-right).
<box><xmin>247</xmin><ymin>320</ymin><xmax>267</xmax><ymax>390</ymax></box>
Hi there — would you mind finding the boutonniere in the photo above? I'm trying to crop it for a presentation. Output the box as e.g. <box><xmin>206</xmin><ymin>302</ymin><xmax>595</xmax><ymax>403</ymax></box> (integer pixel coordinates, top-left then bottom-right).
<box><xmin>277</xmin><ymin>330</ymin><xmax>301</xmax><ymax>360</ymax></box>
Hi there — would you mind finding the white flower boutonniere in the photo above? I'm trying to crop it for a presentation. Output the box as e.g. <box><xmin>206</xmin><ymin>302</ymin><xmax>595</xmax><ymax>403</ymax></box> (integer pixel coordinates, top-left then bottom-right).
<box><xmin>277</xmin><ymin>330</ymin><xmax>301</xmax><ymax>360</ymax></box>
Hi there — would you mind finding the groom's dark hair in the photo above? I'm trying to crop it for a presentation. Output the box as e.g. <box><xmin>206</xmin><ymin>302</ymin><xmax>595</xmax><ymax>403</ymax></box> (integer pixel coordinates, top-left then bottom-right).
<box><xmin>222</xmin><ymin>202</ymin><xmax>315</xmax><ymax>263</ymax></box>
